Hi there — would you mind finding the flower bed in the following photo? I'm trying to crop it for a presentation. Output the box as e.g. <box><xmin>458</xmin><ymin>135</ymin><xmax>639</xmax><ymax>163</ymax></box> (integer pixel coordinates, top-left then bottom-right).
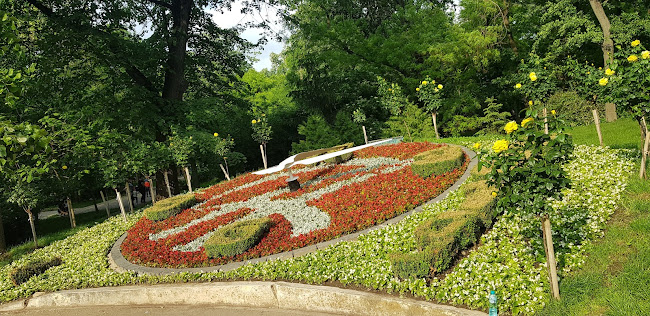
<box><xmin>120</xmin><ymin>142</ymin><xmax>467</xmax><ymax>267</ymax></box>
<box><xmin>0</xmin><ymin>145</ymin><xmax>634</xmax><ymax>315</ymax></box>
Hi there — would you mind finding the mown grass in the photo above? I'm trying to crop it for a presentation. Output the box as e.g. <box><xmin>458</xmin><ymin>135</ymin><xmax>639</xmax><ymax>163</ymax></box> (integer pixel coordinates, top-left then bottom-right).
<box><xmin>569</xmin><ymin>117</ymin><xmax>642</xmax><ymax>150</ymax></box>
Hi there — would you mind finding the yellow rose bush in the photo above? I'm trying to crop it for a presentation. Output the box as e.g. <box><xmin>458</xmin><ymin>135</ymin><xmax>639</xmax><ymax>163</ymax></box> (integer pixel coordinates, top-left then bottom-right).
<box><xmin>476</xmin><ymin>105</ymin><xmax>573</xmax><ymax>222</ymax></box>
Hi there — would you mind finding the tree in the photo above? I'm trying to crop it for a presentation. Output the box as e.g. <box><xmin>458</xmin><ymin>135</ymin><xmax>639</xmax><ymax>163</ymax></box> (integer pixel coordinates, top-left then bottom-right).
<box><xmin>18</xmin><ymin>0</ymin><xmax>254</xmax><ymax>197</ymax></box>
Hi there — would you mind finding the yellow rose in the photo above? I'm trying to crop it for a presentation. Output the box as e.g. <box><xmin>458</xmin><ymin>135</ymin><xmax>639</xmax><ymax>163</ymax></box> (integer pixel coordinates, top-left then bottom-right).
<box><xmin>422</xmin><ymin>81</ymin><xmax>428</xmax><ymax>85</ymax></box>
<box><xmin>473</xmin><ymin>142</ymin><xmax>481</xmax><ymax>150</ymax></box>
<box><xmin>213</xmin><ymin>132</ymin><xmax>219</xmax><ymax>137</ymax></box>
<box><xmin>521</xmin><ymin>117</ymin><xmax>534</xmax><ymax>127</ymax></box>
<box><xmin>643</xmin><ymin>51</ymin><xmax>650</xmax><ymax>59</ymax></box>
<box><xmin>416</xmin><ymin>87</ymin><xmax>420</xmax><ymax>91</ymax></box>
<box><xmin>62</xmin><ymin>165</ymin><xmax>68</xmax><ymax>170</ymax></box>
<box><xmin>551</xmin><ymin>110</ymin><xmax>556</xmax><ymax>116</ymax></box>
<box><xmin>504</xmin><ymin>121</ymin><xmax>519</xmax><ymax>134</ymax></box>
<box><xmin>493</xmin><ymin>140</ymin><xmax>509</xmax><ymax>153</ymax></box>
<box><xmin>598</xmin><ymin>67</ymin><xmax>602</xmax><ymax>70</ymax></box>
<box><xmin>598</xmin><ymin>78</ymin><xmax>608</xmax><ymax>86</ymax></box>
<box><xmin>515</xmin><ymin>83</ymin><xmax>522</xmax><ymax>89</ymax></box>
<box><xmin>431</xmin><ymin>80</ymin><xmax>435</xmax><ymax>84</ymax></box>
<box><xmin>628</xmin><ymin>55</ymin><xmax>638</xmax><ymax>62</ymax></box>
<box><xmin>529</xmin><ymin>72</ymin><xmax>537</xmax><ymax>81</ymax></box>
<box><xmin>528</xmin><ymin>100</ymin><xmax>533</xmax><ymax>106</ymax></box>
<box><xmin>437</xmin><ymin>84</ymin><xmax>443</xmax><ymax>89</ymax></box>
<box><xmin>491</xmin><ymin>192</ymin><xmax>497</xmax><ymax>197</ymax></box>
<box><xmin>252</xmin><ymin>119</ymin><xmax>257</xmax><ymax>124</ymax></box>
<box><xmin>434</xmin><ymin>88</ymin><xmax>439</xmax><ymax>92</ymax></box>
<box><xmin>631</xmin><ymin>40</ymin><xmax>641</xmax><ymax>47</ymax></box>
<box><xmin>605</xmin><ymin>68</ymin><xmax>615</xmax><ymax>76</ymax></box>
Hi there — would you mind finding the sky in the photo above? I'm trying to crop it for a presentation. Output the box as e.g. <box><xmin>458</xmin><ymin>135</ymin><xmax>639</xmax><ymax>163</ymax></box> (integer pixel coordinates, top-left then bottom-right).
<box><xmin>210</xmin><ymin>2</ymin><xmax>286</xmax><ymax>71</ymax></box>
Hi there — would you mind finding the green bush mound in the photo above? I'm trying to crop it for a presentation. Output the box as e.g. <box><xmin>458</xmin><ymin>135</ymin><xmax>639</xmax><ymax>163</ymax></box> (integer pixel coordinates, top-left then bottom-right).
<box><xmin>144</xmin><ymin>193</ymin><xmax>197</xmax><ymax>221</ymax></box>
<box><xmin>410</xmin><ymin>145</ymin><xmax>464</xmax><ymax>178</ymax></box>
<box><xmin>389</xmin><ymin>181</ymin><xmax>497</xmax><ymax>279</ymax></box>
<box><xmin>204</xmin><ymin>217</ymin><xmax>272</xmax><ymax>259</ymax></box>
<box><xmin>10</xmin><ymin>257</ymin><xmax>62</xmax><ymax>286</ymax></box>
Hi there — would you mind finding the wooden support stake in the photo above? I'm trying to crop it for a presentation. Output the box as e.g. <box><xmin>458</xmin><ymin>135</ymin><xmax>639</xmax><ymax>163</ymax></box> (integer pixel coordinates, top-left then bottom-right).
<box><xmin>66</xmin><ymin>197</ymin><xmax>76</xmax><ymax>228</ymax></box>
<box><xmin>184</xmin><ymin>166</ymin><xmax>193</xmax><ymax>193</ymax></box>
<box><xmin>125</xmin><ymin>182</ymin><xmax>134</xmax><ymax>212</ymax></box>
<box><xmin>100</xmin><ymin>190</ymin><xmax>110</xmax><ymax>217</ymax></box>
<box><xmin>163</xmin><ymin>171</ymin><xmax>172</xmax><ymax>198</ymax></box>
<box><xmin>593</xmin><ymin>109</ymin><xmax>603</xmax><ymax>146</ymax></box>
<box><xmin>641</xmin><ymin>122</ymin><xmax>650</xmax><ymax>179</ymax></box>
<box><xmin>220</xmin><ymin>164</ymin><xmax>231</xmax><ymax>181</ymax></box>
<box><xmin>432</xmin><ymin>112</ymin><xmax>439</xmax><ymax>139</ymax></box>
<box><xmin>362</xmin><ymin>125</ymin><xmax>368</xmax><ymax>144</ymax></box>
<box><xmin>543</xmin><ymin>108</ymin><xmax>549</xmax><ymax>134</ymax></box>
<box><xmin>541</xmin><ymin>216</ymin><xmax>560</xmax><ymax>300</ymax></box>
<box><xmin>260</xmin><ymin>144</ymin><xmax>267</xmax><ymax>169</ymax></box>
<box><xmin>114</xmin><ymin>188</ymin><xmax>127</xmax><ymax>222</ymax></box>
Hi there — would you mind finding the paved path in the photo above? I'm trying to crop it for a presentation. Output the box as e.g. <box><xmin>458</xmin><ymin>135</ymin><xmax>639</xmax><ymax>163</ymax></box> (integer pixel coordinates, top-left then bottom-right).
<box><xmin>39</xmin><ymin>192</ymin><xmax>152</xmax><ymax>220</ymax></box>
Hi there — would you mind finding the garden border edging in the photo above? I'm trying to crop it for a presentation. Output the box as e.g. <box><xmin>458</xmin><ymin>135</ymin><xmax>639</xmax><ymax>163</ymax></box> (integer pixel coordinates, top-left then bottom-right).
<box><xmin>108</xmin><ymin>144</ymin><xmax>477</xmax><ymax>275</ymax></box>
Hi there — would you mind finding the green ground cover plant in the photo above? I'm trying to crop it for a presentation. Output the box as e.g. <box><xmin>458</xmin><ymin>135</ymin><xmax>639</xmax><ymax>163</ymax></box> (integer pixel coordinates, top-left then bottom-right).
<box><xmin>143</xmin><ymin>194</ymin><xmax>197</xmax><ymax>221</ymax></box>
<box><xmin>204</xmin><ymin>217</ymin><xmax>272</xmax><ymax>258</ymax></box>
<box><xmin>0</xmin><ymin>143</ymin><xmax>634</xmax><ymax>315</ymax></box>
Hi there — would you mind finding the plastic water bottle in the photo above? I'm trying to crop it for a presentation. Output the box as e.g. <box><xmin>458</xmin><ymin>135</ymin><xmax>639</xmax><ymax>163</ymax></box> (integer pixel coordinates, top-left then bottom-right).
<box><xmin>489</xmin><ymin>290</ymin><xmax>498</xmax><ymax>316</ymax></box>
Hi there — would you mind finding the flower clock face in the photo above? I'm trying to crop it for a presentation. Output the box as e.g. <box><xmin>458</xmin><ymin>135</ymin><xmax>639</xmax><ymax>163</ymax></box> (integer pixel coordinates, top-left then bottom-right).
<box><xmin>121</xmin><ymin>142</ymin><xmax>469</xmax><ymax>268</ymax></box>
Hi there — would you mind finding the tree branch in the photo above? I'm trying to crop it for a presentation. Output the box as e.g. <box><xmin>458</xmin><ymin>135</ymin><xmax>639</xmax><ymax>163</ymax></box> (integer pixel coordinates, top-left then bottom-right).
<box><xmin>26</xmin><ymin>0</ymin><xmax>159</xmax><ymax>94</ymax></box>
<box><xmin>24</xmin><ymin>0</ymin><xmax>53</xmax><ymax>16</ymax></box>
<box><xmin>143</xmin><ymin>0</ymin><xmax>173</xmax><ymax>10</ymax></box>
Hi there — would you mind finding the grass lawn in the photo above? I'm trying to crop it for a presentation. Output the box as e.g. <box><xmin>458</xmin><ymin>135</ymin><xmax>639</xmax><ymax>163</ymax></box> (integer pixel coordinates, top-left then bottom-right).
<box><xmin>0</xmin><ymin>205</ymin><xmax>147</xmax><ymax>268</ymax></box>
<box><xmin>540</xmin><ymin>118</ymin><xmax>650</xmax><ymax>315</ymax></box>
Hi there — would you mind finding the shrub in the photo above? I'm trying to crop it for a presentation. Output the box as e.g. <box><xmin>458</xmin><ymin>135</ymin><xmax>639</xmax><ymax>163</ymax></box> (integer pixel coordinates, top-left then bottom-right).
<box><xmin>388</xmin><ymin>252</ymin><xmax>431</xmax><ymax>279</ymax></box>
<box><xmin>546</xmin><ymin>91</ymin><xmax>604</xmax><ymax>126</ymax></box>
<box><xmin>442</xmin><ymin>115</ymin><xmax>483</xmax><ymax>137</ymax></box>
<box><xmin>411</xmin><ymin>146</ymin><xmax>464</xmax><ymax>178</ymax></box>
<box><xmin>144</xmin><ymin>193</ymin><xmax>197</xmax><ymax>221</ymax></box>
<box><xmin>10</xmin><ymin>257</ymin><xmax>62</xmax><ymax>286</ymax></box>
<box><xmin>204</xmin><ymin>217</ymin><xmax>272</xmax><ymax>258</ymax></box>
<box><xmin>390</xmin><ymin>180</ymin><xmax>496</xmax><ymax>279</ymax></box>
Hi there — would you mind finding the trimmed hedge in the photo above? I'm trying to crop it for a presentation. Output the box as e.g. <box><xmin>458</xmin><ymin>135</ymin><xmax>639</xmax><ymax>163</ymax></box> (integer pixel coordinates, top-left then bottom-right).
<box><xmin>411</xmin><ymin>146</ymin><xmax>464</xmax><ymax>178</ymax></box>
<box><xmin>144</xmin><ymin>193</ymin><xmax>197</xmax><ymax>221</ymax></box>
<box><xmin>10</xmin><ymin>257</ymin><xmax>62</xmax><ymax>286</ymax></box>
<box><xmin>390</xmin><ymin>180</ymin><xmax>497</xmax><ymax>279</ymax></box>
<box><xmin>204</xmin><ymin>217</ymin><xmax>272</xmax><ymax>258</ymax></box>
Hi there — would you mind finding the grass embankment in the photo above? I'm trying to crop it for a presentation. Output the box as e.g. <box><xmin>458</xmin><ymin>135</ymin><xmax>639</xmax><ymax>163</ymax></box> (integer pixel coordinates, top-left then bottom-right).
<box><xmin>541</xmin><ymin>118</ymin><xmax>650</xmax><ymax>315</ymax></box>
<box><xmin>0</xmin><ymin>206</ymin><xmax>145</xmax><ymax>268</ymax></box>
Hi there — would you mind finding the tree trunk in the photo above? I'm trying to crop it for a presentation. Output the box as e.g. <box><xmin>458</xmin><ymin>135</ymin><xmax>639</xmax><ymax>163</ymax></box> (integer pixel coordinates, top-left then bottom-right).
<box><xmin>184</xmin><ymin>166</ymin><xmax>192</xmax><ymax>193</ymax></box>
<box><xmin>114</xmin><ymin>188</ymin><xmax>127</xmax><ymax>222</ymax></box>
<box><xmin>171</xmin><ymin>167</ymin><xmax>181</xmax><ymax>195</ymax></box>
<box><xmin>146</xmin><ymin>176</ymin><xmax>156</xmax><ymax>205</ymax></box>
<box><xmin>163</xmin><ymin>170</ymin><xmax>173</xmax><ymax>198</ymax></box>
<box><xmin>220</xmin><ymin>163</ymin><xmax>231</xmax><ymax>180</ymax></box>
<box><xmin>260</xmin><ymin>144</ymin><xmax>268</xmax><ymax>169</ymax></box>
<box><xmin>589</xmin><ymin>0</ymin><xmax>614</xmax><ymax>67</ymax></box>
<box><xmin>0</xmin><ymin>213</ymin><xmax>6</xmax><ymax>253</ymax></box>
<box><xmin>100</xmin><ymin>190</ymin><xmax>110</xmax><ymax>217</ymax></box>
<box><xmin>125</xmin><ymin>182</ymin><xmax>134</xmax><ymax>212</ymax></box>
<box><xmin>25</xmin><ymin>207</ymin><xmax>38</xmax><ymax>248</ymax></box>
<box><xmin>362</xmin><ymin>125</ymin><xmax>368</xmax><ymax>144</ymax></box>
<box><xmin>501</xmin><ymin>0</ymin><xmax>518</xmax><ymax>54</ymax></box>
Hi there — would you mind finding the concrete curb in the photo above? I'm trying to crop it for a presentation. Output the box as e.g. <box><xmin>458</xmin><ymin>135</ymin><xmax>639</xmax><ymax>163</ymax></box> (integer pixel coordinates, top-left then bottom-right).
<box><xmin>109</xmin><ymin>144</ymin><xmax>477</xmax><ymax>275</ymax></box>
<box><xmin>0</xmin><ymin>281</ymin><xmax>486</xmax><ymax>316</ymax></box>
